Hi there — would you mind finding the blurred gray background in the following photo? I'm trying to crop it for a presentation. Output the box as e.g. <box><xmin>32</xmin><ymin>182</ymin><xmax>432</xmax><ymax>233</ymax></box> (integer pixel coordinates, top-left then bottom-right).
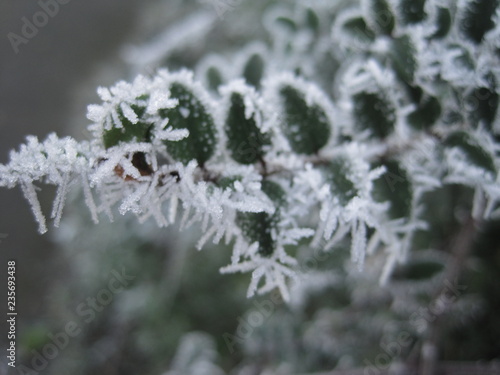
<box><xmin>0</xmin><ymin>0</ymin><xmax>157</xmax><ymax>363</ymax></box>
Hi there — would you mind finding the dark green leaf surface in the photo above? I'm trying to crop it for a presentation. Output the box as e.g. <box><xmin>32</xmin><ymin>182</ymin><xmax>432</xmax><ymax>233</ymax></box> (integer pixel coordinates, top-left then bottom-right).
<box><xmin>460</xmin><ymin>0</ymin><xmax>499</xmax><ymax>43</ymax></box>
<box><xmin>430</xmin><ymin>7</ymin><xmax>452</xmax><ymax>39</ymax></box>
<box><xmin>276</xmin><ymin>16</ymin><xmax>297</xmax><ymax>31</ymax></box>
<box><xmin>391</xmin><ymin>34</ymin><xmax>417</xmax><ymax>83</ymax></box>
<box><xmin>466</xmin><ymin>87</ymin><xmax>499</xmax><ymax>130</ymax></box>
<box><xmin>398</xmin><ymin>0</ymin><xmax>426</xmax><ymax>24</ymax></box>
<box><xmin>444</xmin><ymin>131</ymin><xmax>496</xmax><ymax>174</ymax></box>
<box><xmin>206</xmin><ymin>66</ymin><xmax>223</xmax><ymax>92</ymax></box>
<box><xmin>306</xmin><ymin>8</ymin><xmax>320</xmax><ymax>33</ymax></box>
<box><xmin>366</xmin><ymin>0</ymin><xmax>395</xmax><ymax>35</ymax></box>
<box><xmin>353</xmin><ymin>91</ymin><xmax>395</xmax><ymax>138</ymax></box>
<box><xmin>243</xmin><ymin>53</ymin><xmax>265</xmax><ymax>89</ymax></box>
<box><xmin>160</xmin><ymin>83</ymin><xmax>217</xmax><ymax>166</ymax></box>
<box><xmin>324</xmin><ymin>158</ymin><xmax>358</xmax><ymax>205</ymax></box>
<box><xmin>236</xmin><ymin>180</ymin><xmax>286</xmax><ymax>257</ymax></box>
<box><xmin>279</xmin><ymin>85</ymin><xmax>331</xmax><ymax>154</ymax></box>
<box><xmin>372</xmin><ymin>160</ymin><xmax>413</xmax><ymax>219</ymax></box>
<box><xmin>342</xmin><ymin>17</ymin><xmax>376</xmax><ymax>43</ymax></box>
<box><xmin>225</xmin><ymin>92</ymin><xmax>270</xmax><ymax>164</ymax></box>
<box><xmin>407</xmin><ymin>95</ymin><xmax>441</xmax><ymax>129</ymax></box>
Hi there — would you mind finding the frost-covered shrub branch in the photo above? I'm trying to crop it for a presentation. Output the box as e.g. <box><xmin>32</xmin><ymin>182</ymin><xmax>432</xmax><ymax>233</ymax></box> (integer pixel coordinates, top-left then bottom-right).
<box><xmin>1</xmin><ymin>0</ymin><xmax>500</xmax><ymax>301</ymax></box>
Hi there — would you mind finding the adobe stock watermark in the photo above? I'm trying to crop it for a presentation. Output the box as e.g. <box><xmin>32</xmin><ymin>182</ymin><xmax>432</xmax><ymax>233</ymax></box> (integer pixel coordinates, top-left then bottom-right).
<box><xmin>15</xmin><ymin>267</ymin><xmax>134</xmax><ymax>375</ymax></box>
<box><xmin>363</xmin><ymin>279</ymin><xmax>467</xmax><ymax>375</ymax></box>
<box><xmin>7</xmin><ymin>0</ymin><xmax>73</xmax><ymax>54</ymax></box>
<box><xmin>222</xmin><ymin>246</ymin><xmax>331</xmax><ymax>353</ymax></box>
<box><xmin>223</xmin><ymin>289</ymin><xmax>284</xmax><ymax>354</ymax></box>
<box><xmin>463</xmin><ymin>86</ymin><xmax>498</xmax><ymax>117</ymax></box>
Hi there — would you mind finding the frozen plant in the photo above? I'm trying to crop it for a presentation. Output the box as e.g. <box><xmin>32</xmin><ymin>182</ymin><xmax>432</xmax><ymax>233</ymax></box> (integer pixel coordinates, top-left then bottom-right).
<box><xmin>1</xmin><ymin>0</ymin><xmax>500</xmax><ymax>304</ymax></box>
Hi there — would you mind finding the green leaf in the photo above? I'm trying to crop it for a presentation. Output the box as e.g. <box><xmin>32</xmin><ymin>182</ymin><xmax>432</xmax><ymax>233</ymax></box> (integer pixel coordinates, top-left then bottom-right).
<box><xmin>236</xmin><ymin>180</ymin><xmax>286</xmax><ymax>257</ymax></box>
<box><xmin>324</xmin><ymin>157</ymin><xmax>358</xmax><ymax>205</ymax></box>
<box><xmin>430</xmin><ymin>7</ymin><xmax>452</xmax><ymax>39</ymax></box>
<box><xmin>466</xmin><ymin>87</ymin><xmax>499</xmax><ymax>130</ymax></box>
<box><xmin>353</xmin><ymin>91</ymin><xmax>396</xmax><ymax>138</ymax></box>
<box><xmin>407</xmin><ymin>95</ymin><xmax>441</xmax><ymax>129</ymax></box>
<box><xmin>372</xmin><ymin>160</ymin><xmax>413</xmax><ymax>219</ymax></box>
<box><xmin>224</xmin><ymin>92</ymin><xmax>270</xmax><ymax>164</ymax></box>
<box><xmin>460</xmin><ymin>0</ymin><xmax>499</xmax><ymax>44</ymax></box>
<box><xmin>102</xmin><ymin>102</ymin><xmax>152</xmax><ymax>149</ymax></box>
<box><xmin>305</xmin><ymin>8</ymin><xmax>320</xmax><ymax>33</ymax></box>
<box><xmin>398</xmin><ymin>0</ymin><xmax>427</xmax><ymax>24</ymax></box>
<box><xmin>261</xmin><ymin>179</ymin><xmax>286</xmax><ymax>205</ymax></box>
<box><xmin>342</xmin><ymin>17</ymin><xmax>376</xmax><ymax>44</ymax></box>
<box><xmin>276</xmin><ymin>16</ymin><xmax>297</xmax><ymax>32</ymax></box>
<box><xmin>444</xmin><ymin>131</ymin><xmax>496</xmax><ymax>174</ymax></box>
<box><xmin>160</xmin><ymin>83</ymin><xmax>217</xmax><ymax>166</ymax></box>
<box><xmin>243</xmin><ymin>53</ymin><xmax>265</xmax><ymax>89</ymax></box>
<box><xmin>279</xmin><ymin>85</ymin><xmax>331</xmax><ymax>154</ymax></box>
<box><xmin>390</xmin><ymin>34</ymin><xmax>417</xmax><ymax>83</ymax></box>
<box><xmin>237</xmin><ymin>212</ymin><xmax>275</xmax><ymax>257</ymax></box>
<box><xmin>206</xmin><ymin>66</ymin><xmax>223</xmax><ymax>92</ymax></box>
<box><xmin>365</xmin><ymin>0</ymin><xmax>395</xmax><ymax>35</ymax></box>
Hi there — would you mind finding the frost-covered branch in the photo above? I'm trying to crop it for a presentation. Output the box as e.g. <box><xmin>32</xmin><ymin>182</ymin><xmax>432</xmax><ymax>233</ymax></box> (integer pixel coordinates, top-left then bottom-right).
<box><xmin>1</xmin><ymin>0</ymin><xmax>500</xmax><ymax>301</ymax></box>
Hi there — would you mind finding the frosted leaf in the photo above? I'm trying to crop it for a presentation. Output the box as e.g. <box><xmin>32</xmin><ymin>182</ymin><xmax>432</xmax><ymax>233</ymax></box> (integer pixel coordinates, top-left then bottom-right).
<box><xmin>443</xmin><ymin>129</ymin><xmax>497</xmax><ymax>184</ymax></box>
<box><xmin>88</xmin><ymin>75</ymin><xmax>153</xmax><ymax>132</ymax></box>
<box><xmin>154</xmin><ymin>69</ymin><xmax>218</xmax><ymax>165</ymax></box>
<box><xmin>442</xmin><ymin>129</ymin><xmax>500</xmax><ymax>219</ymax></box>
<box><xmin>219</xmin><ymin>79</ymin><xmax>265</xmax><ymax>129</ymax></box>
<box><xmin>196</xmin><ymin>53</ymin><xmax>229</xmax><ymax>92</ymax></box>
<box><xmin>220</xmin><ymin>80</ymin><xmax>271</xmax><ymax>164</ymax></box>
<box><xmin>361</xmin><ymin>0</ymin><xmax>395</xmax><ymax>35</ymax></box>
<box><xmin>231</xmin><ymin>41</ymin><xmax>269</xmax><ymax>89</ymax></box>
<box><xmin>337</xmin><ymin>59</ymin><xmax>402</xmax><ymax>139</ymax></box>
<box><xmin>332</xmin><ymin>8</ymin><xmax>376</xmax><ymax>51</ymax></box>
<box><xmin>296</xmin><ymin>144</ymin><xmax>392</xmax><ymax>271</ymax></box>
<box><xmin>263</xmin><ymin>72</ymin><xmax>336</xmax><ymax>155</ymax></box>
